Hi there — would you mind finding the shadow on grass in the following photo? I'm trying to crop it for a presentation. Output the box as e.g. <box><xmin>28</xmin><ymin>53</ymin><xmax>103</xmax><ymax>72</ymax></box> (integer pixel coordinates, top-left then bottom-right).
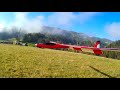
<box><xmin>89</xmin><ymin>66</ymin><xmax>116</xmax><ymax>78</ymax></box>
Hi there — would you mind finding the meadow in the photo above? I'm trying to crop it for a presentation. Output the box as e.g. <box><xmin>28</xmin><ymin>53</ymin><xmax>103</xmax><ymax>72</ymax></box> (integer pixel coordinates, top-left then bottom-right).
<box><xmin>0</xmin><ymin>44</ymin><xmax>120</xmax><ymax>78</ymax></box>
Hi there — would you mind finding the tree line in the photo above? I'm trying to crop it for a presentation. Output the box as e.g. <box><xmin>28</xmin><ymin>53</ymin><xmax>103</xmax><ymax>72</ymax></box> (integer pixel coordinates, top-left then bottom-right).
<box><xmin>106</xmin><ymin>40</ymin><xmax>120</xmax><ymax>48</ymax></box>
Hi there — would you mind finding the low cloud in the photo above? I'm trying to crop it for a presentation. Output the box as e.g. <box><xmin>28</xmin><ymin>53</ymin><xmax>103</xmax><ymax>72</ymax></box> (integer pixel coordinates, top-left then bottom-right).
<box><xmin>0</xmin><ymin>12</ymin><xmax>101</xmax><ymax>34</ymax></box>
<box><xmin>10</xmin><ymin>12</ymin><xmax>44</xmax><ymax>33</ymax></box>
<box><xmin>105</xmin><ymin>22</ymin><xmax>120</xmax><ymax>37</ymax></box>
<box><xmin>0</xmin><ymin>23</ymin><xmax>5</xmax><ymax>32</ymax></box>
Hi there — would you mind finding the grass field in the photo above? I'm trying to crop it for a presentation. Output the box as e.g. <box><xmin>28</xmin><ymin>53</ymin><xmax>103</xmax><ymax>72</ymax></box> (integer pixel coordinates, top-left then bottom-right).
<box><xmin>0</xmin><ymin>44</ymin><xmax>120</xmax><ymax>78</ymax></box>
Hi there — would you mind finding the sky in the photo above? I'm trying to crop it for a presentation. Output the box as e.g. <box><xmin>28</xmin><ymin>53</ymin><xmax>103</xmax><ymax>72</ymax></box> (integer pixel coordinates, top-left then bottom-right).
<box><xmin>0</xmin><ymin>12</ymin><xmax>120</xmax><ymax>41</ymax></box>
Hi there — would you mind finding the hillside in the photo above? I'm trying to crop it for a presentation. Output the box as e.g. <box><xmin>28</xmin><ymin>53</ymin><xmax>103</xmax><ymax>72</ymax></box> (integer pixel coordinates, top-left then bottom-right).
<box><xmin>0</xmin><ymin>44</ymin><xmax>120</xmax><ymax>78</ymax></box>
<box><xmin>22</xmin><ymin>26</ymin><xmax>113</xmax><ymax>48</ymax></box>
<box><xmin>41</xmin><ymin>26</ymin><xmax>113</xmax><ymax>44</ymax></box>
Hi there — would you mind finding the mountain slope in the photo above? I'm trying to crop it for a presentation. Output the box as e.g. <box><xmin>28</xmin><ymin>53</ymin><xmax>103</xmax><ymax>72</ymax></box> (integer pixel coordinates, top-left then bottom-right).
<box><xmin>40</xmin><ymin>26</ymin><xmax>113</xmax><ymax>47</ymax></box>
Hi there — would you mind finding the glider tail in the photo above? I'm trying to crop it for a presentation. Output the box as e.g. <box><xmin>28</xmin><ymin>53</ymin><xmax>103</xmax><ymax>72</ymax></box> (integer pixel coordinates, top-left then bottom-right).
<box><xmin>94</xmin><ymin>41</ymin><xmax>100</xmax><ymax>48</ymax></box>
<box><xmin>93</xmin><ymin>41</ymin><xmax>103</xmax><ymax>55</ymax></box>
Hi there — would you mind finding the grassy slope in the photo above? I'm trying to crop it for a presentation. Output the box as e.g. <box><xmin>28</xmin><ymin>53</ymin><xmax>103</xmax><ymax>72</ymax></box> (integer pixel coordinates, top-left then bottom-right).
<box><xmin>0</xmin><ymin>44</ymin><xmax>120</xmax><ymax>78</ymax></box>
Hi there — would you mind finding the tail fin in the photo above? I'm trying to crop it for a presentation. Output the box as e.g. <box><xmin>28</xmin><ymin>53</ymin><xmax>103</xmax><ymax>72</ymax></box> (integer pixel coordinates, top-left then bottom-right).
<box><xmin>94</xmin><ymin>41</ymin><xmax>100</xmax><ymax>48</ymax></box>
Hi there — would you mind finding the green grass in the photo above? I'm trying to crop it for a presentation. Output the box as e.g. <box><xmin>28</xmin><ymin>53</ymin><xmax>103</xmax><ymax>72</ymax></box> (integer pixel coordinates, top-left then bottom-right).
<box><xmin>27</xmin><ymin>43</ymin><xmax>35</xmax><ymax>47</ymax></box>
<box><xmin>0</xmin><ymin>44</ymin><xmax>120</xmax><ymax>78</ymax></box>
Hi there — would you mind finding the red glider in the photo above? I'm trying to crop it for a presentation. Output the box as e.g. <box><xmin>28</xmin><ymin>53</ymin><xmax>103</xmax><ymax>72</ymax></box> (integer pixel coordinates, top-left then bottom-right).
<box><xmin>35</xmin><ymin>41</ymin><xmax>120</xmax><ymax>55</ymax></box>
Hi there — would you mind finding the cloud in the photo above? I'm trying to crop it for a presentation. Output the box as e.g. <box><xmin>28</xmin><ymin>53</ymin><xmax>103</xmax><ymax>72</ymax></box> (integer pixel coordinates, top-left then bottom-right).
<box><xmin>0</xmin><ymin>20</ymin><xmax>8</xmax><ymax>32</ymax></box>
<box><xmin>9</xmin><ymin>12</ymin><xmax>44</xmax><ymax>33</ymax></box>
<box><xmin>46</xmin><ymin>12</ymin><xmax>100</xmax><ymax>28</ymax></box>
<box><xmin>0</xmin><ymin>12</ymin><xmax>101</xmax><ymax>34</ymax></box>
<box><xmin>78</xmin><ymin>12</ymin><xmax>100</xmax><ymax>24</ymax></box>
<box><xmin>11</xmin><ymin>12</ymin><xmax>28</xmax><ymax>28</ymax></box>
<box><xmin>105</xmin><ymin>22</ymin><xmax>120</xmax><ymax>37</ymax></box>
<box><xmin>0</xmin><ymin>23</ymin><xmax>5</xmax><ymax>32</ymax></box>
<box><xmin>47</xmin><ymin>12</ymin><xmax>76</xmax><ymax>28</ymax></box>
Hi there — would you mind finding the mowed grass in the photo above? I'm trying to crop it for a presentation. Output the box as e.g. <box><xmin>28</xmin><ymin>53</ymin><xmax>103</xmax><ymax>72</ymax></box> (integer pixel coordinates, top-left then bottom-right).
<box><xmin>0</xmin><ymin>44</ymin><xmax>120</xmax><ymax>78</ymax></box>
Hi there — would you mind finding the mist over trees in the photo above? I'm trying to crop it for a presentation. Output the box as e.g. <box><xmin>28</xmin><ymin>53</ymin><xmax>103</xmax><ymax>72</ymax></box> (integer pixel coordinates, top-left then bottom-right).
<box><xmin>0</xmin><ymin>27</ymin><xmax>26</xmax><ymax>41</ymax></box>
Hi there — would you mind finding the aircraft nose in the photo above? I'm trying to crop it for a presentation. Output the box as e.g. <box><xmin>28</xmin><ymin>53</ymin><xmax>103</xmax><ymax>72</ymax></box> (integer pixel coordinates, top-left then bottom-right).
<box><xmin>35</xmin><ymin>44</ymin><xmax>37</xmax><ymax>47</ymax></box>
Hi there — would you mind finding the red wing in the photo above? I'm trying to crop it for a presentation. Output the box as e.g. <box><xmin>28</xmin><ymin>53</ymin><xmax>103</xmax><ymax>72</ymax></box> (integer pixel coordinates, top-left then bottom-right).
<box><xmin>67</xmin><ymin>45</ymin><xmax>103</xmax><ymax>55</ymax></box>
<box><xmin>61</xmin><ymin>44</ymin><xmax>83</xmax><ymax>51</ymax></box>
<box><xmin>72</xmin><ymin>46</ymin><xmax>82</xmax><ymax>51</ymax></box>
<box><xmin>99</xmin><ymin>48</ymin><xmax>120</xmax><ymax>50</ymax></box>
<box><xmin>81</xmin><ymin>47</ymin><xmax>120</xmax><ymax>55</ymax></box>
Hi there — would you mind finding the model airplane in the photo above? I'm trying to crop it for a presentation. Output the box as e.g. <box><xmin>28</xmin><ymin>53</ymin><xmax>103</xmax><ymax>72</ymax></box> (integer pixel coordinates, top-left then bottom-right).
<box><xmin>35</xmin><ymin>41</ymin><xmax>120</xmax><ymax>55</ymax></box>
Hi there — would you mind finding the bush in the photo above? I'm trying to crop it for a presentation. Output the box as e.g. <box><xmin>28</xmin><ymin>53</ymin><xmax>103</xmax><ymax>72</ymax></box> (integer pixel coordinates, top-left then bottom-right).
<box><xmin>28</xmin><ymin>43</ymin><xmax>35</xmax><ymax>47</ymax></box>
<box><xmin>102</xmin><ymin>51</ymin><xmax>120</xmax><ymax>60</ymax></box>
